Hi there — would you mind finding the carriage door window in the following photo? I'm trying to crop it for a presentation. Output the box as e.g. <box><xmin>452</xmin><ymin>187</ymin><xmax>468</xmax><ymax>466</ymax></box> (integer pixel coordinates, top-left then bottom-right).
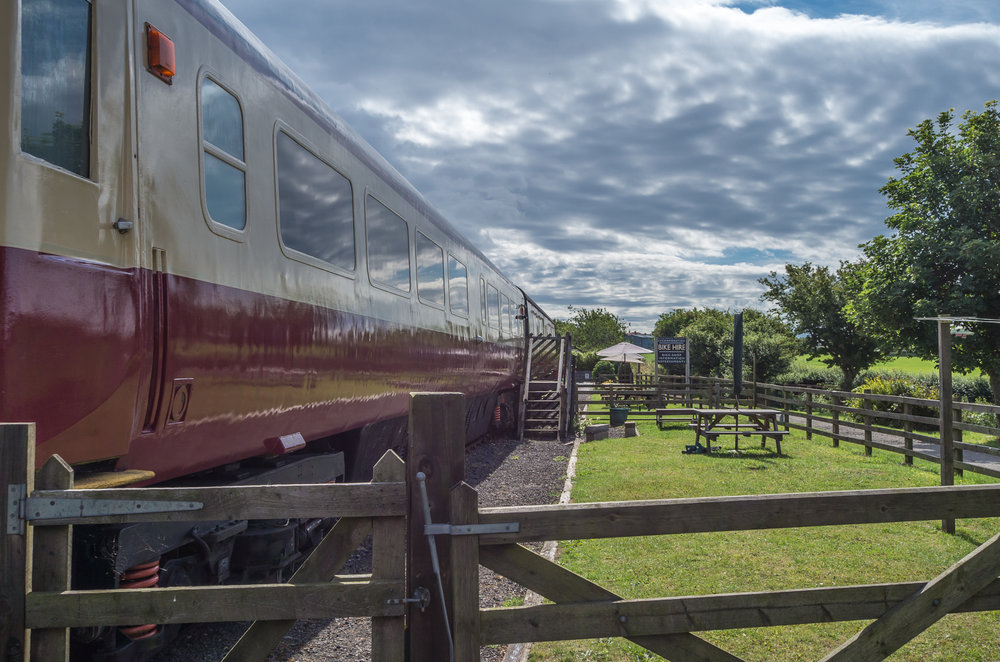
<box><xmin>20</xmin><ymin>0</ymin><xmax>92</xmax><ymax>177</ymax></box>
<box><xmin>488</xmin><ymin>284</ymin><xmax>500</xmax><ymax>330</ymax></box>
<box><xmin>480</xmin><ymin>278</ymin><xmax>487</xmax><ymax>323</ymax></box>
<box><xmin>200</xmin><ymin>77</ymin><xmax>246</xmax><ymax>230</ymax></box>
<box><xmin>448</xmin><ymin>257</ymin><xmax>469</xmax><ymax>317</ymax></box>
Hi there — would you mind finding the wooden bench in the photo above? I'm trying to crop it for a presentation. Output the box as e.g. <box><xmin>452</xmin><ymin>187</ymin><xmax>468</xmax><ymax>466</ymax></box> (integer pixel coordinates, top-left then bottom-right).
<box><xmin>696</xmin><ymin>429</ymin><xmax>788</xmax><ymax>455</ymax></box>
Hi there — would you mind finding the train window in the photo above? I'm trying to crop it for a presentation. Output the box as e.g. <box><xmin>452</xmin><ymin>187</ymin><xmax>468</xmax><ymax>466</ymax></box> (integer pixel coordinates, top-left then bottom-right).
<box><xmin>415</xmin><ymin>231</ymin><xmax>445</xmax><ymax>306</ymax></box>
<box><xmin>366</xmin><ymin>194</ymin><xmax>411</xmax><ymax>292</ymax></box>
<box><xmin>502</xmin><ymin>295</ymin><xmax>511</xmax><ymax>334</ymax></box>
<box><xmin>20</xmin><ymin>0</ymin><xmax>92</xmax><ymax>177</ymax></box>
<box><xmin>200</xmin><ymin>77</ymin><xmax>246</xmax><ymax>230</ymax></box>
<box><xmin>276</xmin><ymin>131</ymin><xmax>355</xmax><ymax>270</ymax></box>
<box><xmin>448</xmin><ymin>257</ymin><xmax>469</xmax><ymax>317</ymax></box>
<box><xmin>488</xmin><ymin>284</ymin><xmax>500</xmax><ymax>330</ymax></box>
<box><xmin>480</xmin><ymin>278</ymin><xmax>487</xmax><ymax>322</ymax></box>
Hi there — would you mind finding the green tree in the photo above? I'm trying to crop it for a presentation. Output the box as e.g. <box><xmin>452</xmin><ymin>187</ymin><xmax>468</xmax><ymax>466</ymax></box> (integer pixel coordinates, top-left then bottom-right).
<box><xmin>557</xmin><ymin>306</ymin><xmax>628</xmax><ymax>352</ymax></box>
<box><xmin>849</xmin><ymin>101</ymin><xmax>1000</xmax><ymax>402</ymax></box>
<box><xmin>760</xmin><ymin>262</ymin><xmax>884</xmax><ymax>390</ymax></box>
<box><xmin>666</xmin><ymin>308</ymin><xmax>797</xmax><ymax>382</ymax></box>
<box><xmin>652</xmin><ymin>309</ymin><xmax>703</xmax><ymax>338</ymax></box>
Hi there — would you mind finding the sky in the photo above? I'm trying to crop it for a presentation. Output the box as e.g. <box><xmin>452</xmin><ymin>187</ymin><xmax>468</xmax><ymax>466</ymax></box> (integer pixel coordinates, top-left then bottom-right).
<box><xmin>219</xmin><ymin>0</ymin><xmax>1000</xmax><ymax>332</ymax></box>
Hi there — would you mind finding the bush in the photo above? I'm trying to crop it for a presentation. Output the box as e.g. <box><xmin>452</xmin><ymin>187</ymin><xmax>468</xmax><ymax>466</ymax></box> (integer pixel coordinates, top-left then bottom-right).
<box><xmin>591</xmin><ymin>360</ymin><xmax>616</xmax><ymax>383</ymax></box>
<box><xmin>774</xmin><ymin>364</ymin><xmax>844</xmax><ymax>389</ymax></box>
<box><xmin>847</xmin><ymin>373</ymin><xmax>938</xmax><ymax>428</ymax></box>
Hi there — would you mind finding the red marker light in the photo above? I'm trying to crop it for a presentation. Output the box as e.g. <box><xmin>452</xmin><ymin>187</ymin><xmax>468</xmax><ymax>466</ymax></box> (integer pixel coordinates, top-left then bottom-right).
<box><xmin>146</xmin><ymin>23</ymin><xmax>175</xmax><ymax>84</ymax></box>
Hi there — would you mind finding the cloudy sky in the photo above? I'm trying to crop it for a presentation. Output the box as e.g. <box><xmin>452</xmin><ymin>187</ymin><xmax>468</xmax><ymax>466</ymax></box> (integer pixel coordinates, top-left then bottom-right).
<box><xmin>220</xmin><ymin>0</ymin><xmax>1000</xmax><ymax>331</ymax></box>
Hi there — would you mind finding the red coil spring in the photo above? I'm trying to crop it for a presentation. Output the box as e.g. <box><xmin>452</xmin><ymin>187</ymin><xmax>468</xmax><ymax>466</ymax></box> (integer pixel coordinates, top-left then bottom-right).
<box><xmin>494</xmin><ymin>405</ymin><xmax>501</xmax><ymax>424</ymax></box>
<box><xmin>118</xmin><ymin>560</ymin><xmax>160</xmax><ymax>640</ymax></box>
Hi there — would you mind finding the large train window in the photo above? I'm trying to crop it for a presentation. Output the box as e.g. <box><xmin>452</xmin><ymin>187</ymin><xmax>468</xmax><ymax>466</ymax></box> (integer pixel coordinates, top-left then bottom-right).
<box><xmin>415</xmin><ymin>231</ymin><xmax>444</xmax><ymax>306</ymax></box>
<box><xmin>199</xmin><ymin>77</ymin><xmax>246</xmax><ymax>231</ymax></box>
<box><xmin>366</xmin><ymin>194</ymin><xmax>411</xmax><ymax>292</ymax></box>
<box><xmin>20</xmin><ymin>0</ymin><xmax>92</xmax><ymax>177</ymax></box>
<box><xmin>448</xmin><ymin>257</ymin><xmax>469</xmax><ymax>317</ymax></box>
<box><xmin>276</xmin><ymin>131</ymin><xmax>355</xmax><ymax>271</ymax></box>
<box><xmin>488</xmin><ymin>284</ymin><xmax>500</xmax><ymax>329</ymax></box>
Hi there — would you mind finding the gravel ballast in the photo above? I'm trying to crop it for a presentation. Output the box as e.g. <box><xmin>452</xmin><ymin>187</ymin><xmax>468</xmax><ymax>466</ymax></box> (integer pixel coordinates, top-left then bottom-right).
<box><xmin>150</xmin><ymin>433</ymin><xmax>575</xmax><ymax>662</ymax></box>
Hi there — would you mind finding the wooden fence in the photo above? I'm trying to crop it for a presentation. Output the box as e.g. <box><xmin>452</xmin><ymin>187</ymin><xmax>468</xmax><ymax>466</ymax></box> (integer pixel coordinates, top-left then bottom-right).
<box><xmin>6</xmin><ymin>391</ymin><xmax>1000</xmax><ymax>661</ymax></box>
<box><xmin>579</xmin><ymin>375</ymin><xmax>1000</xmax><ymax>480</ymax></box>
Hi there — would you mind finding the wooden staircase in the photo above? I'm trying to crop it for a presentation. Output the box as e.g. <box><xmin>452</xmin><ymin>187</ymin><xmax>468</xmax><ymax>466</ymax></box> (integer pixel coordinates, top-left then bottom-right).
<box><xmin>519</xmin><ymin>334</ymin><xmax>573</xmax><ymax>440</ymax></box>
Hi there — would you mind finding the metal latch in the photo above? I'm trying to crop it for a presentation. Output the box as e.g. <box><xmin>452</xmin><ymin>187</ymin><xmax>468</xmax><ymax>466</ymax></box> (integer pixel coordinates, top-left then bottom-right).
<box><xmin>387</xmin><ymin>586</ymin><xmax>432</xmax><ymax>612</ymax></box>
<box><xmin>6</xmin><ymin>485</ymin><xmax>203</xmax><ymax>534</ymax></box>
<box><xmin>424</xmin><ymin>522</ymin><xmax>519</xmax><ymax>536</ymax></box>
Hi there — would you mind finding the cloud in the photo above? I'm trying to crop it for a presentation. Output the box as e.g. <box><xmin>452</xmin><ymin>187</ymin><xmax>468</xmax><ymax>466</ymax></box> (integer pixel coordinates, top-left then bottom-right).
<box><xmin>221</xmin><ymin>0</ymin><xmax>1000</xmax><ymax>330</ymax></box>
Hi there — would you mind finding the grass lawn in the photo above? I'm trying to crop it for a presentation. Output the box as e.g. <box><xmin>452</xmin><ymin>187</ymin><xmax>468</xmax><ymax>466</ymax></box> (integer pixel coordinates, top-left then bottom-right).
<box><xmin>526</xmin><ymin>416</ymin><xmax>1000</xmax><ymax>661</ymax></box>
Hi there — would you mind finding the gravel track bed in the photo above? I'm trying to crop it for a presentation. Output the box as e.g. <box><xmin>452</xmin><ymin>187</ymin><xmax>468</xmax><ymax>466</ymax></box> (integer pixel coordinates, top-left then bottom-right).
<box><xmin>151</xmin><ymin>434</ymin><xmax>574</xmax><ymax>662</ymax></box>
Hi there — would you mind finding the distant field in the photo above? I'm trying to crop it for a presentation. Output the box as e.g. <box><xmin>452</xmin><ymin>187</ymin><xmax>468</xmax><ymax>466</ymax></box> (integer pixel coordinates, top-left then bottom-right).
<box><xmin>797</xmin><ymin>355</ymin><xmax>985</xmax><ymax>379</ymax></box>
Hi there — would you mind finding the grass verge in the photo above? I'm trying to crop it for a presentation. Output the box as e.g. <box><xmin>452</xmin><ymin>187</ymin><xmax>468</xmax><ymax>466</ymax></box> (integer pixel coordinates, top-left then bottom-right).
<box><xmin>526</xmin><ymin>416</ymin><xmax>1000</xmax><ymax>661</ymax></box>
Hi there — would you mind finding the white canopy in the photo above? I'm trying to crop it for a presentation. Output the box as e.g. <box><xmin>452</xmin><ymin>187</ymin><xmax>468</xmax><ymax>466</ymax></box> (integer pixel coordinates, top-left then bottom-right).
<box><xmin>596</xmin><ymin>341</ymin><xmax>653</xmax><ymax>363</ymax></box>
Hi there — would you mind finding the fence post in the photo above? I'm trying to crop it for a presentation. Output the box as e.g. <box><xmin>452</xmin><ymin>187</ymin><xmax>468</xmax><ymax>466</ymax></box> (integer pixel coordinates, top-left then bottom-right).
<box><xmin>372</xmin><ymin>452</ymin><xmax>407</xmax><ymax>662</ymax></box>
<box><xmin>1</xmin><ymin>424</ymin><xmax>34</xmax><ymax>662</ymax></box>
<box><xmin>407</xmin><ymin>393</ymin><xmax>466</xmax><ymax>661</ymax></box>
<box><xmin>903</xmin><ymin>403</ymin><xmax>914</xmax><ymax>465</ymax></box>
<box><xmin>782</xmin><ymin>388</ymin><xmax>790</xmax><ymax>432</ymax></box>
<box><xmin>863</xmin><ymin>390</ymin><xmax>873</xmax><ymax>456</ymax></box>
<box><xmin>450</xmin><ymin>483</ymin><xmax>480</xmax><ymax>661</ymax></box>
<box><xmin>954</xmin><ymin>401</ymin><xmax>964</xmax><ymax>477</ymax></box>
<box><xmin>30</xmin><ymin>455</ymin><xmax>74</xmax><ymax>662</ymax></box>
<box><xmin>805</xmin><ymin>392</ymin><xmax>813</xmax><ymax>441</ymax></box>
<box><xmin>832</xmin><ymin>394</ymin><xmax>841</xmax><ymax>448</ymax></box>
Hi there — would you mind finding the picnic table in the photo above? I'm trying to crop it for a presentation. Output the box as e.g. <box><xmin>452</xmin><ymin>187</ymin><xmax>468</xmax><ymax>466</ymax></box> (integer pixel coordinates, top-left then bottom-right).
<box><xmin>685</xmin><ymin>408</ymin><xmax>787</xmax><ymax>455</ymax></box>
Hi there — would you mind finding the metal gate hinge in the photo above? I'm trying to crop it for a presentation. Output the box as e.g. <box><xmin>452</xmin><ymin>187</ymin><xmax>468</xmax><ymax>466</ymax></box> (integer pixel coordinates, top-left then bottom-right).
<box><xmin>424</xmin><ymin>522</ymin><xmax>519</xmax><ymax>536</ymax></box>
<box><xmin>7</xmin><ymin>490</ymin><xmax>202</xmax><ymax>533</ymax></box>
<box><xmin>7</xmin><ymin>484</ymin><xmax>27</xmax><ymax>534</ymax></box>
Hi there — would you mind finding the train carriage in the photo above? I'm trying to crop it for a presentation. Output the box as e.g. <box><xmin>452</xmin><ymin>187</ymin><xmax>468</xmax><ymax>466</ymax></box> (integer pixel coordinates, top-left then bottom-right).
<box><xmin>3</xmin><ymin>0</ymin><xmax>553</xmax><ymax>658</ymax></box>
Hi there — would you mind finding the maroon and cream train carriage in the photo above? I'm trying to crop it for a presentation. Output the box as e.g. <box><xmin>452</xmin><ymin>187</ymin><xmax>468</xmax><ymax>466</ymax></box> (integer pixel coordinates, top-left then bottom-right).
<box><xmin>3</xmin><ymin>0</ymin><xmax>552</xmax><ymax>657</ymax></box>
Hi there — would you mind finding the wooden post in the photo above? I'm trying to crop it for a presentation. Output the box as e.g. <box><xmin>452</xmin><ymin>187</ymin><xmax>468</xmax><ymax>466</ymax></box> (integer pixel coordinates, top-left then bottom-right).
<box><xmin>903</xmin><ymin>403</ymin><xmax>914</xmax><ymax>465</ymax></box>
<box><xmin>407</xmin><ymin>393</ymin><xmax>466</xmax><ymax>661</ymax></box>
<box><xmin>832</xmin><ymin>394</ymin><xmax>840</xmax><ymax>448</ymax></box>
<box><xmin>863</xmin><ymin>390</ymin><xmax>873</xmax><ymax>456</ymax></box>
<box><xmin>953</xmin><ymin>401</ymin><xmax>964</xmax><ymax>477</ymax></box>
<box><xmin>805</xmin><ymin>392</ymin><xmax>813</xmax><ymax>441</ymax></box>
<box><xmin>372</xmin><ymin>452</ymin><xmax>407</xmax><ymax>662</ymax></box>
<box><xmin>450</xmin><ymin>483</ymin><xmax>480</xmax><ymax>661</ymax></box>
<box><xmin>30</xmin><ymin>456</ymin><xmax>74</xmax><ymax>662</ymax></box>
<box><xmin>782</xmin><ymin>389</ymin><xmax>790</xmax><ymax>432</ymax></box>
<box><xmin>1</xmin><ymin>424</ymin><xmax>34</xmax><ymax>662</ymax></box>
<box><xmin>938</xmin><ymin>320</ymin><xmax>955</xmax><ymax>534</ymax></box>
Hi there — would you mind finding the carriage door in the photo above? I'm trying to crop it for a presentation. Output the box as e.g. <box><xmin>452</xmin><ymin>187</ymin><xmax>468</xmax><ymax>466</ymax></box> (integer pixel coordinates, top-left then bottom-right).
<box><xmin>133</xmin><ymin>0</ymin><xmax>251</xmax><ymax>432</ymax></box>
<box><xmin>12</xmin><ymin>0</ymin><xmax>143</xmax><ymax>461</ymax></box>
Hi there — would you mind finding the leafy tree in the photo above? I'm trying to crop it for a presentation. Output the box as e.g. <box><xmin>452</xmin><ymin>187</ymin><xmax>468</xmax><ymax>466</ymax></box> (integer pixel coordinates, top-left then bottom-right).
<box><xmin>760</xmin><ymin>262</ymin><xmax>884</xmax><ymax>390</ymax></box>
<box><xmin>557</xmin><ymin>306</ymin><xmax>628</xmax><ymax>352</ymax></box>
<box><xmin>667</xmin><ymin>308</ymin><xmax>797</xmax><ymax>382</ymax></box>
<box><xmin>848</xmin><ymin>101</ymin><xmax>1000</xmax><ymax>403</ymax></box>
<box><xmin>652</xmin><ymin>309</ymin><xmax>703</xmax><ymax>338</ymax></box>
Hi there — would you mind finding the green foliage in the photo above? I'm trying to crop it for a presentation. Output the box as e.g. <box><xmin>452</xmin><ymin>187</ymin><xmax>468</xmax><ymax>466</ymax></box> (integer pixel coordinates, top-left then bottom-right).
<box><xmin>574</xmin><ymin>350</ymin><xmax>601</xmax><ymax>372</ymax></box>
<box><xmin>775</xmin><ymin>360</ymin><xmax>845</xmax><ymax>388</ymax></box>
<box><xmin>847</xmin><ymin>373</ymin><xmax>939</xmax><ymax>426</ymax></box>
<box><xmin>760</xmin><ymin>262</ymin><xmax>884</xmax><ymax>390</ymax></box>
<box><xmin>591</xmin><ymin>360</ymin><xmax>616</xmax><ymax>383</ymax></box>
<box><xmin>557</xmin><ymin>306</ymin><xmax>628</xmax><ymax>353</ymax></box>
<box><xmin>849</xmin><ymin>100</ymin><xmax>1000</xmax><ymax>403</ymax></box>
<box><xmin>652</xmin><ymin>308</ymin><xmax>703</xmax><ymax>338</ymax></box>
<box><xmin>669</xmin><ymin>308</ymin><xmax>798</xmax><ymax>382</ymax></box>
